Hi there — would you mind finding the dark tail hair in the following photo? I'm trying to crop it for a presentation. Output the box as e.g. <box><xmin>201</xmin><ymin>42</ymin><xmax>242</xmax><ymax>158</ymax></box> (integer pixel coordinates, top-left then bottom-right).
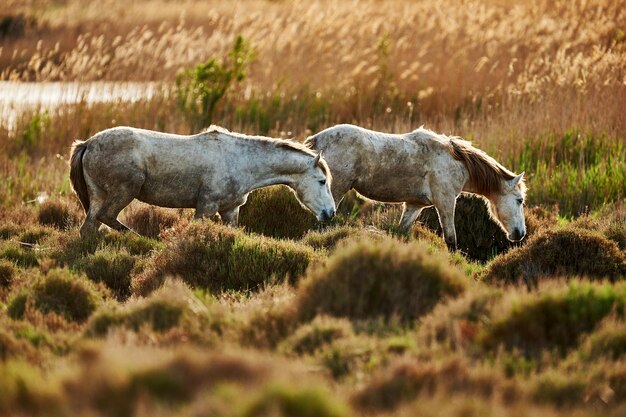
<box><xmin>70</xmin><ymin>140</ymin><xmax>90</xmax><ymax>213</ymax></box>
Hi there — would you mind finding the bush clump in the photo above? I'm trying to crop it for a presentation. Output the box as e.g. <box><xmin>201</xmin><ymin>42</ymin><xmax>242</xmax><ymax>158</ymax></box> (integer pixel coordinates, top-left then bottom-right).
<box><xmin>239</xmin><ymin>186</ymin><xmax>318</xmax><ymax>239</ymax></box>
<box><xmin>122</xmin><ymin>205</ymin><xmax>179</xmax><ymax>238</ymax></box>
<box><xmin>0</xmin><ymin>259</ymin><xmax>16</xmax><ymax>288</ymax></box>
<box><xmin>353</xmin><ymin>359</ymin><xmax>502</xmax><ymax>412</ymax></box>
<box><xmin>0</xmin><ymin>245</ymin><xmax>39</xmax><ymax>268</ymax></box>
<box><xmin>8</xmin><ymin>269</ymin><xmax>102</xmax><ymax>323</ymax></box>
<box><xmin>243</xmin><ymin>385</ymin><xmax>348</xmax><ymax>417</ymax></box>
<box><xmin>74</xmin><ymin>250</ymin><xmax>136</xmax><ymax>300</ymax></box>
<box><xmin>283</xmin><ymin>316</ymin><xmax>354</xmax><ymax>355</ymax></box>
<box><xmin>296</xmin><ymin>237</ymin><xmax>467</xmax><ymax>323</ymax></box>
<box><xmin>480</xmin><ymin>281</ymin><xmax>626</xmax><ymax>357</ymax></box>
<box><xmin>133</xmin><ymin>221</ymin><xmax>317</xmax><ymax>295</ymax></box>
<box><xmin>37</xmin><ymin>199</ymin><xmax>79</xmax><ymax>229</ymax></box>
<box><xmin>302</xmin><ymin>226</ymin><xmax>364</xmax><ymax>251</ymax></box>
<box><xmin>578</xmin><ymin>317</ymin><xmax>626</xmax><ymax>361</ymax></box>
<box><xmin>485</xmin><ymin>228</ymin><xmax>626</xmax><ymax>286</ymax></box>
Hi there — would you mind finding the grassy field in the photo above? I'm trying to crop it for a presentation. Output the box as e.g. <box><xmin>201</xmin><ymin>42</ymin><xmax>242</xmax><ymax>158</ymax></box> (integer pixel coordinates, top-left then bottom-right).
<box><xmin>1</xmin><ymin>0</ymin><xmax>626</xmax><ymax>416</ymax></box>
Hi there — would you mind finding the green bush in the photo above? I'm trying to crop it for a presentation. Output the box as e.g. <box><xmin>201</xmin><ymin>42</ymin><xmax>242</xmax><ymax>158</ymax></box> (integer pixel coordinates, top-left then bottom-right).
<box><xmin>133</xmin><ymin>221</ymin><xmax>317</xmax><ymax>295</ymax></box>
<box><xmin>480</xmin><ymin>281</ymin><xmax>626</xmax><ymax>357</ymax></box>
<box><xmin>239</xmin><ymin>186</ymin><xmax>317</xmax><ymax>239</ymax></box>
<box><xmin>579</xmin><ymin>318</ymin><xmax>626</xmax><ymax>361</ymax></box>
<box><xmin>0</xmin><ymin>245</ymin><xmax>38</xmax><ymax>268</ymax></box>
<box><xmin>176</xmin><ymin>35</ymin><xmax>255</xmax><ymax>129</ymax></box>
<box><xmin>485</xmin><ymin>228</ymin><xmax>626</xmax><ymax>286</ymax></box>
<box><xmin>296</xmin><ymin>236</ymin><xmax>467</xmax><ymax>323</ymax></box>
<box><xmin>74</xmin><ymin>250</ymin><xmax>136</xmax><ymax>300</ymax></box>
<box><xmin>242</xmin><ymin>385</ymin><xmax>348</xmax><ymax>417</ymax></box>
<box><xmin>8</xmin><ymin>269</ymin><xmax>102</xmax><ymax>323</ymax></box>
<box><xmin>530</xmin><ymin>372</ymin><xmax>587</xmax><ymax>407</ymax></box>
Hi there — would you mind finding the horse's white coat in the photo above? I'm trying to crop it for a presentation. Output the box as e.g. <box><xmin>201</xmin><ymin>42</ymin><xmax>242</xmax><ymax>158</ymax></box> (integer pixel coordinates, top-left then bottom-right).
<box><xmin>70</xmin><ymin>125</ymin><xmax>335</xmax><ymax>236</ymax></box>
<box><xmin>306</xmin><ymin>124</ymin><xmax>526</xmax><ymax>249</ymax></box>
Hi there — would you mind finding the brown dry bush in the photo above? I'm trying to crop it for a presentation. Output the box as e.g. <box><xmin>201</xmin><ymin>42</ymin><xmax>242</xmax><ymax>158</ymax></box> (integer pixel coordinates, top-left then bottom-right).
<box><xmin>121</xmin><ymin>204</ymin><xmax>179</xmax><ymax>239</ymax></box>
<box><xmin>296</xmin><ymin>236</ymin><xmax>467</xmax><ymax>323</ymax></box>
<box><xmin>0</xmin><ymin>259</ymin><xmax>15</xmax><ymax>288</ymax></box>
<box><xmin>37</xmin><ymin>199</ymin><xmax>80</xmax><ymax>230</ymax></box>
<box><xmin>485</xmin><ymin>227</ymin><xmax>626</xmax><ymax>286</ymax></box>
<box><xmin>73</xmin><ymin>249</ymin><xmax>136</xmax><ymax>300</ymax></box>
<box><xmin>133</xmin><ymin>221</ymin><xmax>318</xmax><ymax>296</ymax></box>
<box><xmin>353</xmin><ymin>358</ymin><xmax>508</xmax><ymax>412</ymax></box>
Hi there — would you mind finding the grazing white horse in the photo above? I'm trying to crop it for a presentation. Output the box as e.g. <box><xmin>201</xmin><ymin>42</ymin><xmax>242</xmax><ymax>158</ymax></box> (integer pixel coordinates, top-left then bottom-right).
<box><xmin>306</xmin><ymin>124</ymin><xmax>526</xmax><ymax>250</ymax></box>
<box><xmin>70</xmin><ymin>125</ymin><xmax>336</xmax><ymax>237</ymax></box>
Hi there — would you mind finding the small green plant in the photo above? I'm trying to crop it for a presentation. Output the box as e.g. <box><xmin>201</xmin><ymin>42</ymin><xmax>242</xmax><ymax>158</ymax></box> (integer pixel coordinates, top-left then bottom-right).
<box><xmin>176</xmin><ymin>35</ymin><xmax>255</xmax><ymax>129</ymax></box>
<box><xmin>19</xmin><ymin>111</ymin><xmax>50</xmax><ymax>153</ymax></box>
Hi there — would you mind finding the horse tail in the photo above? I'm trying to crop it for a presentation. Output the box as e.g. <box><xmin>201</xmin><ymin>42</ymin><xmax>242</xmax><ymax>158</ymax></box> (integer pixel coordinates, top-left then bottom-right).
<box><xmin>70</xmin><ymin>140</ymin><xmax>90</xmax><ymax>214</ymax></box>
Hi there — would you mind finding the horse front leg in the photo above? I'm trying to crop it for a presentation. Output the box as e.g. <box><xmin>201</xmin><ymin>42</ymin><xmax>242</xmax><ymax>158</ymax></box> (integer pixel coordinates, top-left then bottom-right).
<box><xmin>433</xmin><ymin>201</ymin><xmax>457</xmax><ymax>251</ymax></box>
<box><xmin>219</xmin><ymin>206</ymin><xmax>240</xmax><ymax>227</ymax></box>
<box><xmin>399</xmin><ymin>203</ymin><xmax>424</xmax><ymax>231</ymax></box>
<box><xmin>194</xmin><ymin>195</ymin><xmax>219</xmax><ymax>220</ymax></box>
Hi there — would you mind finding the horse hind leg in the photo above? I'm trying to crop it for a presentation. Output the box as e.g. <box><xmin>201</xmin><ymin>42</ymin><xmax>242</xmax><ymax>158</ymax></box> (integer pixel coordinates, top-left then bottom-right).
<box><xmin>96</xmin><ymin>179</ymin><xmax>143</xmax><ymax>234</ymax></box>
<box><xmin>79</xmin><ymin>171</ymin><xmax>107</xmax><ymax>237</ymax></box>
<box><xmin>434</xmin><ymin>204</ymin><xmax>457</xmax><ymax>251</ymax></box>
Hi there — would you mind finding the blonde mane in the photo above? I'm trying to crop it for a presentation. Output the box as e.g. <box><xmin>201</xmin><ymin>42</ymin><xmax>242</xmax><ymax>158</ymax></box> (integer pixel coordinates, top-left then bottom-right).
<box><xmin>206</xmin><ymin>125</ymin><xmax>331</xmax><ymax>179</ymax></box>
<box><xmin>447</xmin><ymin>139</ymin><xmax>526</xmax><ymax>197</ymax></box>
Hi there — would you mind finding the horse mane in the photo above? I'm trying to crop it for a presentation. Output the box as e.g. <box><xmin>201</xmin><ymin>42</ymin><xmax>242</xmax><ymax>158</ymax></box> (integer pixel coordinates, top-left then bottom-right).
<box><xmin>446</xmin><ymin>138</ymin><xmax>525</xmax><ymax>196</ymax></box>
<box><xmin>205</xmin><ymin>125</ymin><xmax>331</xmax><ymax>178</ymax></box>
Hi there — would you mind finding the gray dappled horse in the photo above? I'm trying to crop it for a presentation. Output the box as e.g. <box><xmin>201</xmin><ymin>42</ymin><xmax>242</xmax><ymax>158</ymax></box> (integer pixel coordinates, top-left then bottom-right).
<box><xmin>70</xmin><ymin>125</ymin><xmax>336</xmax><ymax>237</ymax></box>
<box><xmin>306</xmin><ymin>124</ymin><xmax>526</xmax><ymax>250</ymax></box>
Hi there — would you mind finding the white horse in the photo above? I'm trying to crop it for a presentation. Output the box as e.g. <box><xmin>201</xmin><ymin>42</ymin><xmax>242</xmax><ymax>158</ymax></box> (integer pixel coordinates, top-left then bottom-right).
<box><xmin>305</xmin><ymin>124</ymin><xmax>526</xmax><ymax>250</ymax></box>
<box><xmin>70</xmin><ymin>125</ymin><xmax>336</xmax><ymax>237</ymax></box>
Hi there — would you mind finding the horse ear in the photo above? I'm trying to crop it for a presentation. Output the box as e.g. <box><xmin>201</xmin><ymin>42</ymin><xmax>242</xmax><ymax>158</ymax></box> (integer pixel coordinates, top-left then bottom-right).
<box><xmin>313</xmin><ymin>152</ymin><xmax>322</xmax><ymax>166</ymax></box>
<box><xmin>511</xmin><ymin>172</ymin><xmax>525</xmax><ymax>186</ymax></box>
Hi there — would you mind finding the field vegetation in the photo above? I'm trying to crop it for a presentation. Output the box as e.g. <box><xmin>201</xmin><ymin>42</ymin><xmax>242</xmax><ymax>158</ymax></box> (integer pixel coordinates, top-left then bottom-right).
<box><xmin>1</xmin><ymin>0</ymin><xmax>626</xmax><ymax>416</ymax></box>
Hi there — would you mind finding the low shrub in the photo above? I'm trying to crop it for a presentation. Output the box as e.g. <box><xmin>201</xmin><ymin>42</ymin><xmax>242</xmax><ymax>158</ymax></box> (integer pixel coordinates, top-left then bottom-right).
<box><xmin>578</xmin><ymin>317</ymin><xmax>626</xmax><ymax>361</ymax></box>
<box><xmin>480</xmin><ymin>281</ymin><xmax>626</xmax><ymax>357</ymax></box>
<box><xmin>54</xmin><ymin>230</ymin><xmax>160</xmax><ymax>267</ymax></box>
<box><xmin>17</xmin><ymin>226</ymin><xmax>52</xmax><ymax>245</ymax></box>
<box><xmin>353</xmin><ymin>359</ymin><xmax>502</xmax><ymax>412</ymax></box>
<box><xmin>0</xmin><ymin>244</ymin><xmax>39</xmax><ymax>268</ymax></box>
<box><xmin>74</xmin><ymin>250</ymin><xmax>136</xmax><ymax>300</ymax></box>
<box><xmin>296</xmin><ymin>236</ymin><xmax>467</xmax><ymax>323</ymax></box>
<box><xmin>122</xmin><ymin>204</ymin><xmax>179</xmax><ymax>238</ymax></box>
<box><xmin>283</xmin><ymin>316</ymin><xmax>354</xmax><ymax>355</ymax></box>
<box><xmin>8</xmin><ymin>269</ymin><xmax>102</xmax><ymax>323</ymax></box>
<box><xmin>239</xmin><ymin>186</ymin><xmax>317</xmax><ymax>239</ymax></box>
<box><xmin>37</xmin><ymin>199</ymin><xmax>80</xmax><ymax>230</ymax></box>
<box><xmin>529</xmin><ymin>372</ymin><xmax>587</xmax><ymax>407</ymax></box>
<box><xmin>0</xmin><ymin>259</ymin><xmax>15</xmax><ymax>288</ymax></box>
<box><xmin>133</xmin><ymin>221</ymin><xmax>317</xmax><ymax>295</ymax></box>
<box><xmin>301</xmin><ymin>226</ymin><xmax>364</xmax><ymax>251</ymax></box>
<box><xmin>485</xmin><ymin>228</ymin><xmax>626</xmax><ymax>286</ymax></box>
<box><xmin>243</xmin><ymin>384</ymin><xmax>348</xmax><ymax>417</ymax></box>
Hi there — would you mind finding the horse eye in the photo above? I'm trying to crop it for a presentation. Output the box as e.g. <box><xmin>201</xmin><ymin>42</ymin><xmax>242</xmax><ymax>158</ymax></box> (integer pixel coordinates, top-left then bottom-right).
<box><xmin>319</xmin><ymin>179</ymin><xmax>326</xmax><ymax>185</ymax></box>
<box><xmin>517</xmin><ymin>199</ymin><xmax>524</xmax><ymax>205</ymax></box>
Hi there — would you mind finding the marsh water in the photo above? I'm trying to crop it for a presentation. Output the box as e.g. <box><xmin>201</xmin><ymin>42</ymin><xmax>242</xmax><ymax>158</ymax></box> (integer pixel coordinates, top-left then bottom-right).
<box><xmin>0</xmin><ymin>81</ymin><xmax>161</xmax><ymax>130</ymax></box>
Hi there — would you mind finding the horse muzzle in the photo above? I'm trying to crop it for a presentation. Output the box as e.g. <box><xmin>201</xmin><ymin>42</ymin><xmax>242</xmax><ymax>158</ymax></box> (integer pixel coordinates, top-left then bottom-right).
<box><xmin>319</xmin><ymin>209</ymin><xmax>336</xmax><ymax>222</ymax></box>
<box><xmin>508</xmin><ymin>228</ymin><xmax>526</xmax><ymax>242</ymax></box>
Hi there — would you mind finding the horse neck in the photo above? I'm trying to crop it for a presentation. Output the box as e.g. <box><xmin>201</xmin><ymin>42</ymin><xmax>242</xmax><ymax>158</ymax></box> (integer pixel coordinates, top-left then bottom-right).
<box><xmin>244</xmin><ymin>145</ymin><xmax>311</xmax><ymax>191</ymax></box>
<box><xmin>459</xmin><ymin>164</ymin><xmax>495</xmax><ymax>200</ymax></box>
